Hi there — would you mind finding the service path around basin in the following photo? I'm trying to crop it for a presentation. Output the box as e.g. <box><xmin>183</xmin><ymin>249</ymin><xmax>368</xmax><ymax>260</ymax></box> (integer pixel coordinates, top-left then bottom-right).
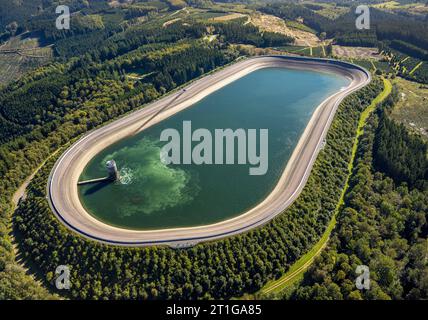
<box><xmin>47</xmin><ymin>55</ymin><xmax>371</xmax><ymax>247</ymax></box>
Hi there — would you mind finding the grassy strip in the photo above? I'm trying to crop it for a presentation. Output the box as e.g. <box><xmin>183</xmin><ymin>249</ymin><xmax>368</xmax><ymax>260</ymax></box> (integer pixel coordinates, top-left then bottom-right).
<box><xmin>370</xmin><ymin>60</ymin><xmax>377</xmax><ymax>72</ymax></box>
<box><xmin>298</xmin><ymin>47</ymin><xmax>310</xmax><ymax>54</ymax></box>
<box><xmin>400</xmin><ymin>56</ymin><xmax>410</xmax><ymax>64</ymax></box>
<box><xmin>285</xmin><ymin>21</ymin><xmax>317</xmax><ymax>34</ymax></box>
<box><xmin>409</xmin><ymin>61</ymin><xmax>423</xmax><ymax>75</ymax></box>
<box><xmin>261</xmin><ymin>219</ymin><xmax>332</xmax><ymax>295</ymax></box>
<box><xmin>321</xmin><ymin>45</ymin><xmax>326</xmax><ymax>57</ymax></box>
<box><xmin>260</xmin><ymin>77</ymin><xmax>392</xmax><ymax>296</ymax></box>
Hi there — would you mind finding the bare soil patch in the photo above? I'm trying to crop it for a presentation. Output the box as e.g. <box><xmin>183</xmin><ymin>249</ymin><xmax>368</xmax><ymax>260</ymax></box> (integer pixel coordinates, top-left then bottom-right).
<box><xmin>333</xmin><ymin>45</ymin><xmax>381</xmax><ymax>60</ymax></box>
<box><xmin>249</xmin><ymin>13</ymin><xmax>321</xmax><ymax>47</ymax></box>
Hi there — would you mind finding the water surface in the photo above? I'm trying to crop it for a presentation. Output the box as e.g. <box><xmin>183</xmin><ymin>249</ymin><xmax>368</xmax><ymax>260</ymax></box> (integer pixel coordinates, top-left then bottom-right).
<box><xmin>79</xmin><ymin>67</ymin><xmax>349</xmax><ymax>229</ymax></box>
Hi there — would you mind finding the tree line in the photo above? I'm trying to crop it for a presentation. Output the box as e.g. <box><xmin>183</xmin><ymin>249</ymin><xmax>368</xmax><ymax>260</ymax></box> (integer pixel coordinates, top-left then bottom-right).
<box><xmin>259</xmin><ymin>3</ymin><xmax>428</xmax><ymax>50</ymax></box>
<box><xmin>289</xmin><ymin>84</ymin><xmax>428</xmax><ymax>300</ymax></box>
<box><xmin>374</xmin><ymin>113</ymin><xmax>427</xmax><ymax>188</ymax></box>
<box><xmin>0</xmin><ymin>6</ymin><xmax>293</xmax><ymax>299</ymax></box>
<box><xmin>214</xmin><ymin>21</ymin><xmax>294</xmax><ymax>48</ymax></box>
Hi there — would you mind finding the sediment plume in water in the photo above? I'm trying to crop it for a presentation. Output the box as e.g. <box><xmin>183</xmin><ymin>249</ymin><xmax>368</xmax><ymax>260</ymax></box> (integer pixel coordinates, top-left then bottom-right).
<box><xmin>102</xmin><ymin>138</ymin><xmax>199</xmax><ymax>217</ymax></box>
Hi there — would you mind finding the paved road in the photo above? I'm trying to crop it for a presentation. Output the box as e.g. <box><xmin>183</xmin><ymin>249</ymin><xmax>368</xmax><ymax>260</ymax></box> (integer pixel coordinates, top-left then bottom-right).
<box><xmin>47</xmin><ymin>55</ymin><xmax>370</xmax><ymax>247</ymax></box>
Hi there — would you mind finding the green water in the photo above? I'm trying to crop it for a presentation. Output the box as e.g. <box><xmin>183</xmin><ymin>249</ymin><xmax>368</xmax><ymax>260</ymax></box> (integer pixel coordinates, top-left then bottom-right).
<box><xmin>79</xmin><ymin>67</ymin><xmax>349</xmax><ymax>229</ymax></box>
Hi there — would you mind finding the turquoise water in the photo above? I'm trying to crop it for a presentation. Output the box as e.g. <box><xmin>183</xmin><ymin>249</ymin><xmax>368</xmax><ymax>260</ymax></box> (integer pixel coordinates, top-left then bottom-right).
<box><xmin>79</xmin><ymin>67</ymin><xmax>349</xmax><ymax>229</ymax></box>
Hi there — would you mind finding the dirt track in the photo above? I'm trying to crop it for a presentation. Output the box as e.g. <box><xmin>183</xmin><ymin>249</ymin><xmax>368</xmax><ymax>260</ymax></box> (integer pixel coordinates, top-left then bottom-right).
<box><xmin>47</xmin><ymin>55</ymin><xmax>370</xmax><ymax>247</ymax></box>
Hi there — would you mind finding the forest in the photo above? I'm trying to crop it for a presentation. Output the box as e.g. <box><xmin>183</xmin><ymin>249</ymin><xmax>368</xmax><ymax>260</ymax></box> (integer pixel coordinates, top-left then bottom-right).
<box><xmin>0</xmin><ymin>0</ymin><xmax>426</xmax><ymax>300</ymax></box>
<box><xmin>260</xmin><ymin>3</ymin><xmax>428</xmax><ymax>50</ymax></box>
<box><xmin>0</xmin><ymin>8</ymin><xmax>244</xmax><ymax>299</ymax></box>
<box><xmin>5</xmin><ymin>80</ymin><xmax>382</xmax><ymax>299</ymax></box>
<box><xmin>290</xmin><ymin>85</ymin><xmax>428</xmax><ymax>300</ymax></box>
<box><xmin>379</xmin><ymin>46</ymin><xmax>423</xmax><ymax>81</ymax></box>
<box><xmin>214</xmin><ymin>21</ymin><xmax>294</xmax><ymax>47</ymax></box>
<box><xmin>389</xmin><ymin>40</ymin><xmax>428</xmax><ymax>61</ymax></box>
<box><xmin>260</xmin><ymin>2</ymin><xmax>428</xmax><ymax>86</ymax></box>
<box><xmin>0</xmin><ymin>12</ymin><xmax>294</xmax><ymax>144</ymax></box>
<box><xmin>374</xmin><ymin>114</ymin><xmax>428</xmax><ymax>188</ymax></box>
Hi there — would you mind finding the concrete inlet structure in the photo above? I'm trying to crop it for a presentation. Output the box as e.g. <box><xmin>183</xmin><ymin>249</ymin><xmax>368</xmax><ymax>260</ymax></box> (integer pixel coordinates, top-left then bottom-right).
<box><xmin>77</xmin><ymin>160</ymin><xmax>120</xmax><ymax>185</ymax></box>
<box><xmin>47</xmin><ymin>55</ymin><xmax>371</xmax><ymax>247</ymax></box>
<box><xmin>106</xmin><ymin>160</ymin><xmax>120</xmax><ymax>181</ymax></box>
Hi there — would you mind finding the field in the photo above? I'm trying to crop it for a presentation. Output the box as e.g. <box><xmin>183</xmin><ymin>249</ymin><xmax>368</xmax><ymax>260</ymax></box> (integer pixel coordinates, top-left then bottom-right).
<box><xmin>385</xmin><ymin>48</ymin><xmax>428</xmax><ymax>83</ymax></box>
<box><xmin>249</xmin><ymin>13</ymin><xmax>321</xmax><ymax>47</ymax></box>
<box><xmin>249</xmin><ymin>13</ymin><xmax>294</xmax><ymax>37</ymax></box>
<box><xmin>162</xmin><ymin>7</ymin><xmax>243</xmax><ymax>22</ymax></box>
<box><xmin>372</xmin><ymin>1</ymin><xmax>428</xmax><ymax>17</ymax></box>
<box><xmin>331</xmin><ymin>46</ymin><xmax>394</xmax><ymax>73</ymax></box>
<box><xmin>210</xmin><ymin>12</ymin><xmax>247</xmax><ymax>22</ymax></box>
<box><xmin>276</xmin><ymin>45</ymin><xmax>311</xmax><ymax>54</ymax></box>
<box><xmin>284</xmin><ymin>20</ymin><xmax>316</xmax><ymax>34</ymax></box>
<box><xmin>0</xmin><ymin>34</ymin><xmax>53</xmax><ymax>85</ymax></box>
<box><xmin>204</xmin><ymin>2</ymin><xmax>254</xmax><ymax>14</ymax></box>
<box><xmin>304</xmin><ymin>2</ymin><xmax>349</xmax><ymax>19</ymax></box>
<box><xmin>273</xmin><ymin>44</ymin><xmax>330</xmax><ymax>58</ymax></box>
<box><xmin>390</xmin><ymin>77</ymin><xmax>428</xmax><ymax>140</ymax></box>
<box><xmin>333</xmin><ymin>45</ymin><xmax>381</xmax><ymax>60</ymax></box>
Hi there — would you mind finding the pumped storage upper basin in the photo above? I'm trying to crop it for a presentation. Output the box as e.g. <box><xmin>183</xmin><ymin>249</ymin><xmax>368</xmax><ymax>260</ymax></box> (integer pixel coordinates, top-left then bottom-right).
<box><xmin>78</xmin><ymin>66</ymin><xmax>350</xmax><ymax>230</ymax></box>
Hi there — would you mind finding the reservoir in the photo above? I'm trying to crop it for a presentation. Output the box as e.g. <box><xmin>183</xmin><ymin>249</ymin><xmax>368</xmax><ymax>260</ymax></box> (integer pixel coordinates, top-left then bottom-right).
<box><xmin>78</xmin><ymin>67</ymin><xmax>350</xmax><ymax>229</ymax></box>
